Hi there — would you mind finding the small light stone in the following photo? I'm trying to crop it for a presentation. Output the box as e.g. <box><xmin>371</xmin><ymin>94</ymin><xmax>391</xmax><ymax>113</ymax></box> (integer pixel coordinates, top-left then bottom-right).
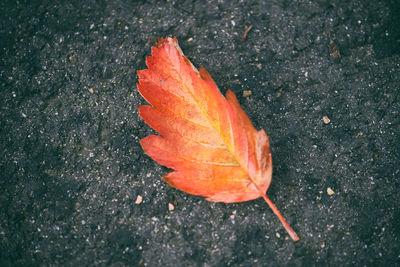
<box><xmin>135</xmin><ymin>195</ymin><xmax>143</xmax><ymax>204</ymax></box>
<box><xmin>321</xmin><ymin>242</ymin><xmax>325</xmax><ymax>248</ymax></box>
<box><xmin>243</xmin><ymin>90</ymin><xmax>252</xmax><ymax>97</ymax></box>
<box><xmin>168</xmin><ymin>203</ymin><xmax>175</xmax><ymax>211</ymax></box>
<box><xmin>276</xmin><ymin>232</ymin><xmax>281</xmax><ymax>238</ymax></box>
<box><xmin>89</xmin><ymin>88</ymin><xmax>94</xmax><ymax>94</ymax></box>
<box><xmin>323</xmin><ymin>116</ymin><xmax>331</xmax><ymax>124</ymax></box>
<box><xmin>327</xmin><ymin>187</ymin><xmax>335</xmax><ymax>196</ymax></box>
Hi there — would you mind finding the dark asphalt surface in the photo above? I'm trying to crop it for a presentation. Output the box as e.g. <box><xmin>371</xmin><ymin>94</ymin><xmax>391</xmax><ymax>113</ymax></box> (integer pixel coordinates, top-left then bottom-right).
<box><xmin>1</xmin><ymin>0</ymin><xmax>399</xmax><ymax>266</ymax></box>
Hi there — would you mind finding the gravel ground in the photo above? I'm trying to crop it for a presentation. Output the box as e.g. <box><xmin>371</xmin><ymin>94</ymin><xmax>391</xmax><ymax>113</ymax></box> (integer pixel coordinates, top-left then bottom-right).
<box><xmin>1</xmin><ymin>0</ymin><xmax>399</xmax><ymax>266</ymax></box>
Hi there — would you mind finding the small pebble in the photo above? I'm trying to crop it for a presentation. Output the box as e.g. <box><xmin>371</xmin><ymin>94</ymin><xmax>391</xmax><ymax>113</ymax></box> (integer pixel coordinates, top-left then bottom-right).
<box><xmin>89</xmin><ymin>88</ymin><xmax>94</xmax><ymax>94</ymax></box>
<box><xmin>168</xmin><ymin>203</ymin><xmax>175</xmax><ymax>211</ymax></box>
<box><xmin>243</xmin><ymin>90</ymin><xmax>252</xmax><ymax>97</ymax></box>
<box><xmin>327</xmin><ymin>187</ymin><xmax>335</xmax><ymax>196</ymax></box>
<box><xmin>276</xmin><ymin>232</ymin><xmax>281</xmax><ymax>238</ymax></box>
<box><xmin>135</xmin><ymin>195</ymin><xmax>143</xmax><ymax>204</ymax></box>
<box><xmin>323</xmin><ymin>116</ymin><xmax>331</xmax><ymax>124</ymax></box>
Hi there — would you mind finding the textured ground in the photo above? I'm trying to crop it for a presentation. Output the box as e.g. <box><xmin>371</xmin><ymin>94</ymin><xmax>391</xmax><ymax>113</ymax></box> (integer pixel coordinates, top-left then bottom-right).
<box><xmin>1</xmin><ymin>0</ymin><xmax>399</xmax><ymax>266</ymax></box>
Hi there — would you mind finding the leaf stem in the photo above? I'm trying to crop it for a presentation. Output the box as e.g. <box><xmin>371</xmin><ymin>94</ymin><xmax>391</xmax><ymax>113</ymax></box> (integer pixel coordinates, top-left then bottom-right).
<box><xmin>262</xmin><ymin>194</ymin><xmax>299</xmax><ymax>242</ymax></box>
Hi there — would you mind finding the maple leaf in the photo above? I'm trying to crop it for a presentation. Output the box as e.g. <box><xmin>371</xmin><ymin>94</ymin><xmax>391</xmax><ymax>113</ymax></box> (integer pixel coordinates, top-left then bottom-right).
<box><xmin>137</xmin><ymin>37</ymin><xmax>299</xmax><ymax>241</ymax></box>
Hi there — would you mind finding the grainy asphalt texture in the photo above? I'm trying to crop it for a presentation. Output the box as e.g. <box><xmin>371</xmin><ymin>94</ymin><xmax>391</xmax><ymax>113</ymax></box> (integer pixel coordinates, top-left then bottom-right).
<box><xmin>1</xmin><ymin>0</ymin><xmax>399</xmax><ymax>266</ymax></box>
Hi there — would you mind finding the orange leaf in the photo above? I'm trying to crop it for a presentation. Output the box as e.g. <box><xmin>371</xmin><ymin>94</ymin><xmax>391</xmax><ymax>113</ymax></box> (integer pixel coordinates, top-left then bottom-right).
<box><xmin>137</xmin><ymin>37</ymin><xmax>299</xmax><ymax>241</ymax></box>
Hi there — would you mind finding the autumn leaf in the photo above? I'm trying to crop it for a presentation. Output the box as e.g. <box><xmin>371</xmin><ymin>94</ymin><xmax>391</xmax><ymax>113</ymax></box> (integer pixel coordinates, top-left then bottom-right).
<box><xmin>137</xmin><ymin>37</ymin><xmax>299</xmax><ymax>241</ymax></box>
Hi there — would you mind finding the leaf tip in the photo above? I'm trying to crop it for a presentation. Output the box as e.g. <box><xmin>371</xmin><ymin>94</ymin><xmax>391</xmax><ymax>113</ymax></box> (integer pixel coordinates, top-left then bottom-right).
<box><xmin>156</xmin><ymin>36</ymin><xmax>178</xmax><ymax>48</ymax></box>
